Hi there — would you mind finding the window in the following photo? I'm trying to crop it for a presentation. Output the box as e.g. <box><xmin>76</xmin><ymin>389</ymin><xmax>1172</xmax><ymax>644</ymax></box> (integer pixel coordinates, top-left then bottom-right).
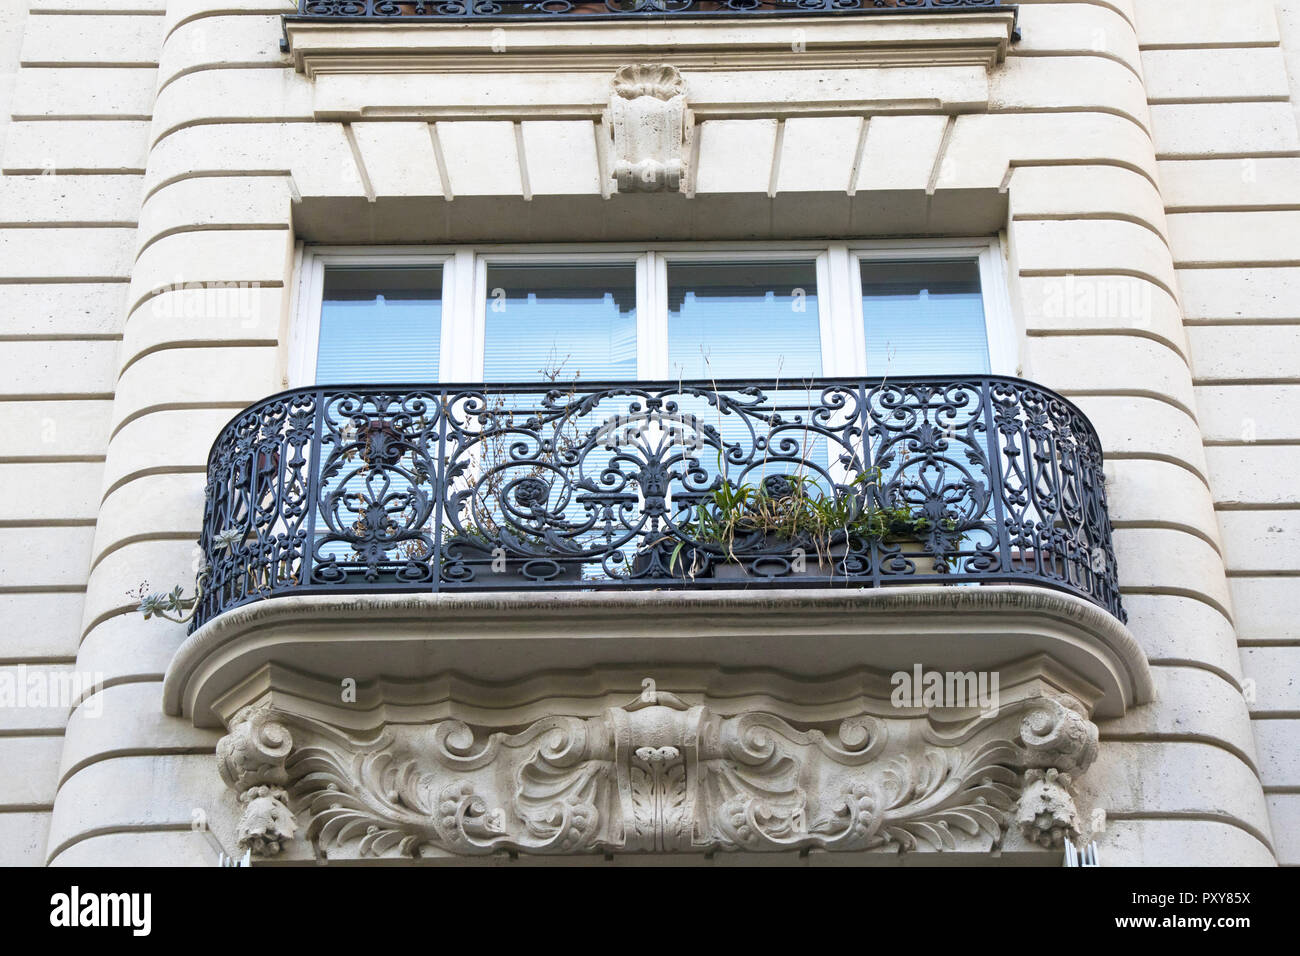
<box><xmin>666</xmin><ymin>259</ymin><xmax>821</xmax><ymax>381</ymax></box>
<box><xmin>290</xmin><ymin>241</ymin><xmax>1014</xmax><ymax>386</ymax></box>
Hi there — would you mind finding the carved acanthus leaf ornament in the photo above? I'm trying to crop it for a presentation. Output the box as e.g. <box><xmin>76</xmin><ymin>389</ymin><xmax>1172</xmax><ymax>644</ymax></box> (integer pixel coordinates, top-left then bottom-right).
<box><xmin>216</xmin><ymin>682</ymin><xmax>1100</xmax><ymax>860</ymax></box>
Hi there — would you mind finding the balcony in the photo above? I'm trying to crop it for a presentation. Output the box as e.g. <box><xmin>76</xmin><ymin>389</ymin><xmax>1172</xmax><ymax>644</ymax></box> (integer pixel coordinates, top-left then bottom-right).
<box><xmin>191</xmin><ymin>375</ymin><xmax>1124</xmax><ymax>633</ymax></box>
<box><xmin>167</xmin><ymin>372</ymin><xmax>1149</xmax><ymax>862</ymax></box>
<box><xmin>292</xmin><ymin>0</ymin><xmax>1008</xmax><ymax>23</ymax></box>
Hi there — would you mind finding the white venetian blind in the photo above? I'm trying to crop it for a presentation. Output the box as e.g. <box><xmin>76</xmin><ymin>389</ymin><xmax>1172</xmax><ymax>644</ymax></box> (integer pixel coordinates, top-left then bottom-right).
<box><xmin>316</xmin><ymin>266</ymin><xmax>442</xmax><ymax>384</ymax></box>
<box><xmin>666</xmin><ymin>260</ymin><xmax>821</xmax><ymax>381</ymax></box>
<box><xmin>482</xmin><ymin>263</ymin><xmax>637</xmax><ymax>383</ymax></box>
<box><xmin>860</xmin><ymin>259</ymin><xmax>990</xmax><ymax>377</ymax></box>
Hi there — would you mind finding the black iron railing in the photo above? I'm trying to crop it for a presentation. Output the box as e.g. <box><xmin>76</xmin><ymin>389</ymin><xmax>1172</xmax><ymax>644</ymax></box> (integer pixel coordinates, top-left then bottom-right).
<box><xmin>293</xmin><ymin>0</ymin><xmax>1006</xmax><ymax>23</ymax></box>
<box><xmin>193</xmin><ymin>375</ymin><xmax>1124</xmax><ymax>630</ymax></box>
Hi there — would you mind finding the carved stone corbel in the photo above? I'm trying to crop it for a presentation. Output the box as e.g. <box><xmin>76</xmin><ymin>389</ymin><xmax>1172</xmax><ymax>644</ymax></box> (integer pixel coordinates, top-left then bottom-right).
<box><xmin>216</xmin><ymin>703</ymin><xmax>298</xmax><ymax>854</ymax></box>
<box><xmin>606</xmin><ymin>64</ymin><xmax>690</xmax><ymax>193</ymax></box>
<box><xmin>1020</xmin><ymin>694</ymin><xmax>1099</xmax><ymax>774</ymax></box>
<box><xmin>1014</xmin><ymin>695</ymin><xmax>1099</xmax><ymax>848</ymax></box>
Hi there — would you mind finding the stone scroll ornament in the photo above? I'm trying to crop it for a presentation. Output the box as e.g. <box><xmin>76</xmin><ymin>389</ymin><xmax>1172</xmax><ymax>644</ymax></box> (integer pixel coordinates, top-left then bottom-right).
<box><xmin>607</xmin><ymin>65</ymin><xmax>689</xmax><ymax>193</ymax></box>
<box><xmin>216</xmin><ymin>683</ymin><xmax>1101</xmax><ymax>860</ymax></box>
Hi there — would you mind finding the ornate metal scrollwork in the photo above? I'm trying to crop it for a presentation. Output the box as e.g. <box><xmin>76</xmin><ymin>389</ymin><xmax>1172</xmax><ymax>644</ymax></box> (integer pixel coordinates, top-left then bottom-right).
<box><xmin>292</xmin><ymin>0</ymin><xmax>1005</xmax><ymax>21</ymax></box>
<box><xmin>193</xmin><ymin>375</ymin><xmax>1124</xmax><ymax>630</ymax></box>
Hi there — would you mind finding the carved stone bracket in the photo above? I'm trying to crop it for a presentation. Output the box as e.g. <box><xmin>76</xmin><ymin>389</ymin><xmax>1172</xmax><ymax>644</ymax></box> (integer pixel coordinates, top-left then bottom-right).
<box><xmin>1015</xmin><ymin>695</ymin><xmax>1099</xmax><ymax>847</ymax></box>
<box><xmin>606</xmin><ymin>64</ymin><xmax>690</xmax><ymax>194</ymax></box>
<box><xmin>217</xmin><ymin>703</ymin><xmax>298</xmax><ymax>853</ymax></box>
<box><xmin>214</xmin><ymin>676</ymin><xmax>1101</xmax><ymax>861</ymax></box>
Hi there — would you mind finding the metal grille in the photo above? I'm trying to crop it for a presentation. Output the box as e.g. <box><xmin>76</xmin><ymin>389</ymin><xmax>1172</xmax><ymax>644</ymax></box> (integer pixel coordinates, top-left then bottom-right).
<box><xmin>193</xmin><ymin>375</ymin><xmax>1125</xmax><ymax>630</ymax></box>
<box><xmin>292</xmin><ymin>0</ymin><xmax>1005</xmax><ymax>23</ymax></box>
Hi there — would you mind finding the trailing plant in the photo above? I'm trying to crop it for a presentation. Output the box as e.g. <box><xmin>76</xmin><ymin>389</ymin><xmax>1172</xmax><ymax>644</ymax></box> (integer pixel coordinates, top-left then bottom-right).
<box><xmin>133</xmin><ymin>537</ymin><xmax>219</xmax><ymax>624</ymax></box>
<box><xmin>133</xmin><ymin>524</ymin><xmax>291</xmax><ymax>624</ymax></box>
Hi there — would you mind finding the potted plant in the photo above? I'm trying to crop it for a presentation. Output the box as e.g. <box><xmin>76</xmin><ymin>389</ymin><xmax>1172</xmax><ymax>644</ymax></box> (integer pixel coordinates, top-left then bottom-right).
<box><xmin>630</xmin><ymin>531</ymin><xmax>714</xmax><ymax>580</ymax></box>
<box><xmin>664</xmin><ymin>472</ymin><xmax>874</xmax><ymax>582</ymax></box>
<box><xmin>650</xmin><ymin>467</ymin><xmax>966</xmax><ymax>584</ymax></box>
<box><xmin>876</xmin><ymin>514</ymin><xmax>944</xmax><ymax>579</ymax></box>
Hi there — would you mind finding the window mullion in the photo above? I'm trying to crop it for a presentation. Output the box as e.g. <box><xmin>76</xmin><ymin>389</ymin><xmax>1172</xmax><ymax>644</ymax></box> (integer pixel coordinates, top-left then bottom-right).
<box><xmin>638</xmin><ymin>250</ymin><xmax>669</xmax><ymax>380</ymax></box>
<box><xmin>979</xmin><ymin>238</ymin><xmax>1019</xmax><ymax>377</ymax></box>
<box><xmin>436</xmin><ymin>249</ymin><xmax>469</xmax><ymax>384</ymax></box>
<box><xmin>820</xmin><ymin>244</ymin><xmax>858</xmax><ymax>378</ymax></box>
<box><xmin>290</xmin><ymin>250</ymin><xmax>325</xmax><ymax>388</ymax></box>
<box><xmin>463</xmin><ymin>249</ymin><xmax>486</xmax><ymax>383</ymax></box>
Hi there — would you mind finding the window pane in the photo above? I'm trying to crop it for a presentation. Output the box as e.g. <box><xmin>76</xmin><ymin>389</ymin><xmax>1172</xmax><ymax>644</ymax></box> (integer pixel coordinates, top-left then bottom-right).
<box><xmin>483</xmin><ymin>263</ymin><xmax>637</xmax><ymax>383</ymax></box>
<box><xmin>667</xmin><ymin>261</ymin><xmax>828</xmax><ymax>497</ymax></box>
<box><xmin>860</xmin><ymin>259</ymin><xmax>989</xmax><ymax>376</ymax></box>
<box><xmin>667</xmin><ymin>260</ymin><xmax>821</xmax><ymax>381</ymax></box>
<box><xmin>316</xmin><ymin>266</ymin><xmax>442</xmax><ymax>384</ymax></box>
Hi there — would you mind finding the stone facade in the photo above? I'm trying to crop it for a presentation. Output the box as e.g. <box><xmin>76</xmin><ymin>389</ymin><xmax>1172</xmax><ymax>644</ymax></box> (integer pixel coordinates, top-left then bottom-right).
<box><xmin>0</xmin><ymin>0</ymin><xmax>1295</xmax><ymax>866</ymax></box>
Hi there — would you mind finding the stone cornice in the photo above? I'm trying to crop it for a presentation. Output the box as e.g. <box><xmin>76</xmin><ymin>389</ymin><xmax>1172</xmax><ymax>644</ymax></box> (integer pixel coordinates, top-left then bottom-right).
<box><xmin>283</xmin><ymin>14</ymin><xmax>1018</xmax><ymax>78</ymax></box>
<box><xmin>210</xmin><ymin>654</ymin><xmax>1099</xmax><ymax>735</ymax></box>
<box><xmin>163</xmin><ymin>585</ymin><xmax>1153</xmax><ymax>727</ymax></box>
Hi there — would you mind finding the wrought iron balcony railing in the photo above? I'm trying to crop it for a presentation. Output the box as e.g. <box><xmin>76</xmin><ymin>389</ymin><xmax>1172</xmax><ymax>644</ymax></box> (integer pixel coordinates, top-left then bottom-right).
<box><xmin>293</xmin><ymin>0</ymin><xmax>1006</xmax><ymax>23</ymax></box>
<box><xmin>192</xmin><ymin>375</ymin><xmax>1124</xmax><ymax>631</ymax></box>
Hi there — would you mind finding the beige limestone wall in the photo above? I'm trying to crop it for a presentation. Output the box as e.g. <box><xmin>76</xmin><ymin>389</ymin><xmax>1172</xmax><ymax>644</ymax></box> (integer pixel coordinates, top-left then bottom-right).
<box><xmin>0</xmin><ymin>0</ymin><xmax>165</xmax><ymax>866</ymax></box>
<box><xmin>1134</xmin><ymin>0</ymin><xmax>1300</xmax><ymax>865</ymax></box>
<box><xmin>0</xmin><ymin>0</ymin><xmax>1281</xmax><ymax>865</ymax></box>
<box><xmin>0</xmin><ymin>1</ymin><xmax>31</xmax><ymax>160</ymax></box>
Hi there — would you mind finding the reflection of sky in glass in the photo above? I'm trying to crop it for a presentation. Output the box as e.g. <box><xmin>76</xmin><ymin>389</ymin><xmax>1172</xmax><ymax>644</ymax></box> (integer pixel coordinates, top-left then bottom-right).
<box><xmin>861</xmin><ymin>259</ymin><xmax>989</xmax><ymax>376</ymax></box>
<box><xmin>317</xmin><ymin>267</ymin><xmax>441</xmax><ymax>384</ymax></box>
<box><xmin>483</xmin><ymin>264</ymin><xmax>636</xmax><ymax>383</ymax></box>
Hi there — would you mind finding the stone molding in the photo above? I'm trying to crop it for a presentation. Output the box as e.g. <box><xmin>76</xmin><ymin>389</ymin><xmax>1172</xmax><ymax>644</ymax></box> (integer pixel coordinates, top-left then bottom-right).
<box><xmin>164</xmin><ymin>586</ymin><xmax>1154</xmax><ymax>728</ymax></box>
<box><xmin>216</xmin><ymin>671</ymin><xmax>1100</xmax><ymax>861</ymax></box>
<box><xmin>283</xmin><ymin>15</ymin><xmax>1017</xmax><ymax>78</ymax></box>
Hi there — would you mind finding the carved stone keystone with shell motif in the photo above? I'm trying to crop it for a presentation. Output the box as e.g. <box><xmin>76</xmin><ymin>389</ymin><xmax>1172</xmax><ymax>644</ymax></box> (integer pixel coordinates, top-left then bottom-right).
<box><xmin>606</xmin><ymin>64</ymin><xmax>690</xmax><ymax>193</ymax></box>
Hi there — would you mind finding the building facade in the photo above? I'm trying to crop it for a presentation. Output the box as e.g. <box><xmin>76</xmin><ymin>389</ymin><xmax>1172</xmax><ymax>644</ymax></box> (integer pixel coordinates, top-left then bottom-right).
<box><xmin>0</xmin><ymin>0</ymin><xmax>1296</xmax><ymax>866</ymax></box>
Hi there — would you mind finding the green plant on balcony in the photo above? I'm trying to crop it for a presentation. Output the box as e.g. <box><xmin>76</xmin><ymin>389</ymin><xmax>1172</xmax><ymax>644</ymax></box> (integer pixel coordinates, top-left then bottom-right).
<box><xmin>133</xmin><ymin>522</ymin><xmax>308</xmax><ymax>623</ymax></box>
<box><xmin>667</xmin><ymin>467</ymin><xmax>953</xmax><ymax>577</ymax></box>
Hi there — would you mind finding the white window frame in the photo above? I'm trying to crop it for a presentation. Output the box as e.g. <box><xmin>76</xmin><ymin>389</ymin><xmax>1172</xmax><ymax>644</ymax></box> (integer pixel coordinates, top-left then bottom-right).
<box><xmin>288</xmin><ymin>246</ymin><xmax>457</xmax><ymax>387</ymax></box>
<box><xmin>289</xmin><ymin>239</ymin><xmax>1015</xmax><ymax>387</ymax></box>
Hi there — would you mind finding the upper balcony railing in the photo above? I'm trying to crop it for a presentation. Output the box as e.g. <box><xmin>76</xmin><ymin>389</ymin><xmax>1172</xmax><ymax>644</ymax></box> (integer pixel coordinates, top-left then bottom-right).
<box><xmin>292</xmin><ymin>0</ymin><xmax>1006</xmax><ymax>23</ymax></box>
<box><xmin>192</xmin><ymin>375</ymin><xmax>1124</xmax><ymax>631</ymax></box>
